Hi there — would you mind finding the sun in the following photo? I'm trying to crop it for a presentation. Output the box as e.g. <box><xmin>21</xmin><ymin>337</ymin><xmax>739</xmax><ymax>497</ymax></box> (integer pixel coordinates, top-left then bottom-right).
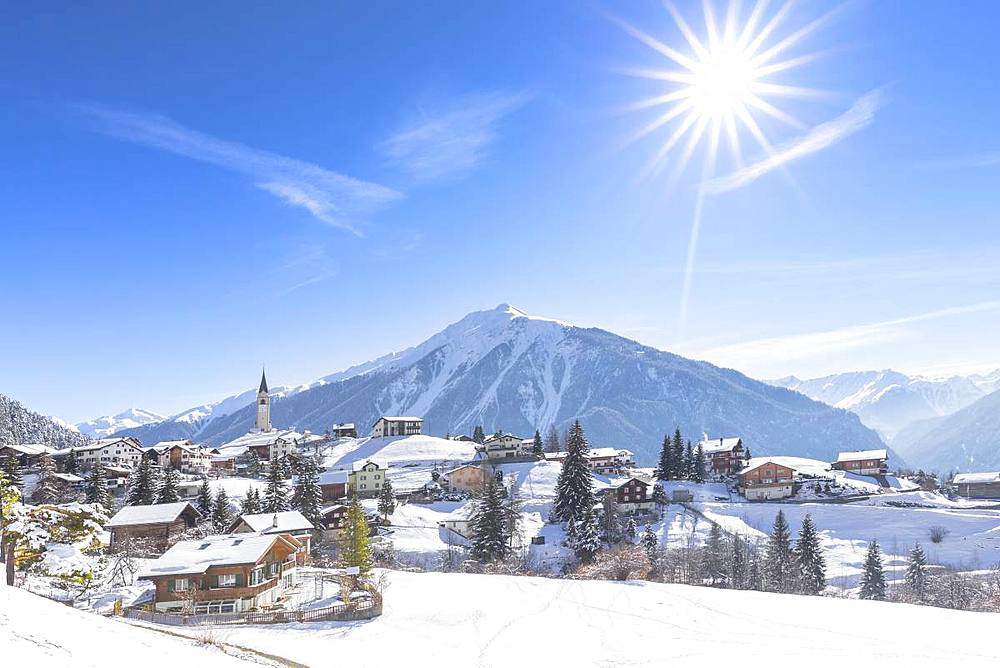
<box><xmin>616</xmin><ymin>1</ymin><xmax>834</xmax><ymax>179</ymax></box>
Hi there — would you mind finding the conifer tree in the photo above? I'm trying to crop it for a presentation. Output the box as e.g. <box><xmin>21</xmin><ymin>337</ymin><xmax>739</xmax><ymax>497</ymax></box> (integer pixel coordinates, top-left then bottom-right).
<box><xmin>682</xmin><ymin>441</ymin><xmax>694</xmax><ymax>480</ymax></box>
<box><xmin>729</xmin><ymin>534</ymin><xmax>747</xmax><ymax>589</ymax></box>
<box><xmin>126</xmin><ymin>456</ymin><xmax>157</xmax><ymax>506</ymax></box>
<box><xmin>2</xmin><ymin>456</ymin><xmax>23</xmax><ymax>492</ymax></box>
<box><xmin>794</xmin><ymin>513</ymin><xmax>826</xmax><ymax>594</ymax></box>
<box><xmin>655</xmin><ymin>433</ymin><xmax>672</xmax><ymax>481</ymax></box>
<box><xmin>31</xmin><ymin>453</ymin><xmax>60</xmax><ymax>504</ymax></box>
<box><xmin>85</xmin><ymin>464</ymin><xmax>112</xmax><ymax>511</ymax></box>
<box><xmin>263</xmin><ymin>460</ymin><xmax>289</xmax><ymax>513</ymax></box>
<box><xmin>63</xmin><ymin>448</ymin><xmax>79</xmax><ymax>475</ymax></box>
<box><xmin>290</xmin><ymin>457</ymin><xmax>323</xmax><ymax>528</ymax></box>
<box><xmin>339</xmin><ymin>496</ymin><xmax>372</xmax><ymax>574</ymax></box>
<box><xmin>472</xmin><ymin>426</ymin><xmax>486</xmax><ymax>444</ymax></box>
<box><xmin>747</xmin><ymin>551</ymin><xmax>764</xmax><ymax>591</ymax></box>
<box><xmin>670</xmin><ymin>429</ymin><xmax>684</xmax><ymax>480</ymax></box>
<box><xmin>572</xmin><ymin>508</ymin><xmax>602</xmax><ymax>562</ymax></box>
<box><xmin>859</xmin><ymin>540</ymin><xmax>887</xmax><ymax>600</ymax></box>
<box><xmin>471</xmin><ymin>479</ymin><xmax>509</xmax><ymax>563</ymax></box>
<box><xmin>702</xmin><ymin>523</ymin><xmax>726</xmax><ymax>586</ymax></box>
<box><xmin>640</xmin><ymin>525</ymin><xmax>659</xmax><ymax>563</ymax></box>
<box><xmin>157</xmin><ymin>466</ymin><xmax>181</xmax><ymax>504</ymax></box>
<box><xmin>624</xmin><ymin>516</ymin><xmax>637</xmax><ymax>542</ymax></box>
<box><xmin>240</xmin><ymin>488</ymin><xmax>261</xmax><ymax>515</ymax></box>
<box><xmin>211</xmin><ymin>488</ymin><xmax>232</xmax><ymax>533</ymax></box>
<box><xmin>765</xmin><ymin>510</ymin><xmax>794</xmax><ymax>593</ymax></box>
<box><xmin>544</xmin><ymin>425</ymin><xmax>560</xmax><ymax>453</ymax></box>
<box><xmin>552</xmin><ymin>420</ymin><xmax>595</xmax><ymax>523</ymax></box>
<box><xmin>601</xmin><ymin>494</ymin><xmax>623</xmax><ymax>544</ymax></box>
<box><xmin>692</xmin><ymin>442</ymin><xmax>707</xmax><ymax>483</ymax></box>
<box><xmin>904</xmin><ymin>542</ymin><xmax>928</xmax><ymax>602</ymax></box>
<box><xmin>196</xmin><ymin>477</ymin><xmax>213</xmax><ymax>516</ymax></box>
<box><xmin>377</xmin><ymin>477</ymin><xmax>396</xmax><ymax>523</ymax></box>
<box><xmin>531</xmin><ymin>430</ymin><xmax>544</xmax><ymax>456</ymax></box>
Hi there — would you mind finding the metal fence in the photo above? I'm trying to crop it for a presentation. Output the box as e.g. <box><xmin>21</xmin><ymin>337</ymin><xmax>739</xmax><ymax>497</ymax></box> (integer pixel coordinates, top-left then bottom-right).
<box><xmin>123</xmin><ymin>595</ymin><xmax>382</xmax><ymax>626</ymax></box>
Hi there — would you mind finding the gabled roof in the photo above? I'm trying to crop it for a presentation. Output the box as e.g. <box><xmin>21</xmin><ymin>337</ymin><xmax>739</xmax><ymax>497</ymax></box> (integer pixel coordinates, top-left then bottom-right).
<box><xmin>698</xmin><ymin>437</ymin><xmax>743</xmax><ymax>454</ymax></box>
<box><xmin>543</xmin><ymin>447</ymin><xmax>633</xmax><ymax>460</ymax></box>
<box><xmin>372</xmin><ymin>416</ymin><xmax>422</xmax><ymax>426</ymax></box>
<box><xmin>953</xmin><ymin>472</ymin><xmax>1000</xmax><ymax>485</ymax></box>
<box><xmin>138</xmin><ymin>533</ymin><xmax>300</xmax><ymax>578</ymax></box>
<box><xmin>151</xmin><ymin>440</ymin><xmax>197</xmax><ymax>452</ymax></box>
<box><xmin>72</xmin><ymin>437</ymin><xmax>143</xmax><ymax>454</ymax></box>
<box><xmin>218</xmin><ymin>429</ymin><xmax>304</xmax><ymax>451</ymax></box>
<box><xmin>318</xmin><ymin>469</ymin><xmax>349</xmax><ymax>485</ymax></box>
<box><xmin>0</xmin><ymin>443</ymin><xmax>56</xmax><ymax>456</ymax></box>
<box><xmin>332</xmin><ymin>423</ymin><xmax>356</xmax><ymax>430</ymax></box>
<box><xmin>445</xmin><ymin>463</ymin><xmax>482</xmax><ymax>475</ymax></box>
<box><xmin>53</xmin><ymin>472</ymin><xmax>84</xmax><ymax>483</ymax></box>
<box><xmin>835</xmin><ymin>449</ymin><xmax>888</xmax><ymax>463</ymax></box>
<box><xmin>232</xmin><ymin>510</ymin><xmax>314</xmax><ymax>534</ymax></box>
<box><xmin>739</xmin><ymin>457</ymin><xmax>798</xmax><ymax>476</ymax></box>
<box><xmin>321</xmin><ymin>504</ymin><xmax>348</xmax><ymax>515</ymax></box>
<box><xmin>107</xmin><ymin>502</ymin><xmax>201</xmax><ymax>527</ymax></box>
<box><xmin>483</xmin><ymin>432</ymin><xmax>523</xmax><ymax>444</ymax></box>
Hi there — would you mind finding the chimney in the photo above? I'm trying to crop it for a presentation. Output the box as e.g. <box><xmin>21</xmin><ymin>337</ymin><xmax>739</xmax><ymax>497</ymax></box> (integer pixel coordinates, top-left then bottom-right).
<box><xmin>272</xmin><ymin>513</ymin><xmax>278</xmax><ymax>529</ymax></box>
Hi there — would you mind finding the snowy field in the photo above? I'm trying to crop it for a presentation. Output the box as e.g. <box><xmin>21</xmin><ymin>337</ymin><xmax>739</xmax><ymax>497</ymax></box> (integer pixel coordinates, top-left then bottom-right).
<box><xmin>1</xmin><ymin>585</ymin><xmax>268</xmax><ymax>667</ymax></box>
<box><xmin>157</xmin><ymin>569</ymin><xmax>1000</xmax><ymax>668</ymax></box>
<box><xmin>692</xmin><ymin>500</ymin><xmax>1000</xmax><ymax>587</ymax></box>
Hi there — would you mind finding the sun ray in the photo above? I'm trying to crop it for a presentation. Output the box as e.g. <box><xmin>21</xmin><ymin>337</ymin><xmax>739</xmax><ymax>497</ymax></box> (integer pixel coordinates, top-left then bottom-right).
<box><xmin>664</xmin><ymin>2</ymin><xmax>711</xmax><ymax>62</ymax></box>
<box><xmin>618</xmin><ymin>67</ymin><xmax>698</xmax><ymax>84</ymax></box>
<box><xmin>619</xmin><ymin>89</ymin><xmax>693</xmax><ymax>113</ymax></box>
<box><xmin>641</xmin><ymin>109</ymin><xmax>703</xmax><ymax>180</ymax></box>
<box><xmin>608</xmin><ymin>15</ymin><xmax>700</xmax><ymax>71</ymax></box>
<box><xmin>736</xmin><ymin>0</ymin><xmax>770</xmax><ymax>50</ymax></box>
<box><xmin>750</xmin><ymin>82</ymin><xmax>830</xmax><ymax>98</ymax></box>
<box><xmin>743</xmin><ymin>0</ymin><xmax>792</xmax><ymax>58</ymax></box>
<box><xmin>754</xmin><ymin>51</ymin><xmax>825</xmax><ymax>77</ymax></box>
<box><xmin>702</xmin><ymin>0</ymin><xmax>722</xmax><ymax>50</ymax></box>
<box><xmin>624</xmin><ymin>98</ymin><xmax>697</xmax><ymax>149</ymax></box>
<box><xmin>751</xmin><ymin>5</ymin><xmax>844</xmax><ymax>67</ymax></box>
<box><xmin>746</xmin><ymin>94</ymin><xmax>805</xmax><ymax>129</ymax></box>
<box><xmin>723</xmin><ymin>0</ymin><xmax>740</xmax><ymax>45</ymax></box>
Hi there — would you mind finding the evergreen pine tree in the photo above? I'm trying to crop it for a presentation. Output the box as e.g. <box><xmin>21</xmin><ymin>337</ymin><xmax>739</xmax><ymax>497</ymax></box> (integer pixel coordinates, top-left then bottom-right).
<box><xmin>747</xmin><ymin>551</ymin><xmax>764</xmax><ymax>591</ymax></box>
<box><xmin>211</xmin><ymin>488</ymin><xmax>232</xmax><ymax>533</ymax></box>
<box><xmin>339</xmin><ymin>496</ymin><xmax>372</xmax><ymax>574</ymax></box>
<box><xmin>552</xmin><ymin>420</ymin><xmax>595</xmax><ymax>523</ymax></box>
<box><xmin>655</xmin><ymin>433</ymin><xmax>672</xmax><ymax>481</ymax></box>
<box><xmin>683</xmin><ymin>441</ymin><xmax>694</xmax><ymax>480</ymax></box>
<box><xmin>702</xmin><ymin>523</ymin><xmax>726</xmax><ymax>586</ymax></box>
<box><xmin>157</xmin><ymin>466</ymin><xmax>181</xmax><ymax>504</ymax></box>
<box><xmin>640</xmin><ymin>525</ymin><xmax>659</xmax><ymax>563</ymax></box>
<box><xmin>601</xmin><ymin>493</ymin><xmax>623</xmax><ymax>544</ymax></box>
<box><xmin>85</xmin><ymin>464</ymin><xmax>112</xmax><ymax>511</ymax></box>
<box><xmin>859</xmin><ymin>540</ymin><xmax>887</xmax><ymax>600</ymax></box>
<box><xmin>471</xmin><ymin>479</ymin><xmax>509</xmax><ymax>563</ymax></box>
<box><xmin>544</xmin><ymin>425</ymin><xmax>560</xmax><ymax>453</ymax></box>
<box><xmin>290</xmin><ymin>457</ymin><xmax>323</xmax><ymax>528</ymax></box>
<box><xmin>263</xmin><ymin>460</ymin><xmax>289</xmax><ymax>513</ymax></box>
<box><xmin>765</xmin><ymin>510</ymin><xmax>794</xmax><ymax>593</ymax></box>
<box><xmin>31</xmin><ymin>453</ymin><xmax>60</xmax><ymax>504</ymax></box>
<box><xmin>63</xmin><ymin>448</ymin><xmax>79</xmax><ymax>475</ymax></box>
<box><xmin>624</xmin><ymin>516</ymin><xmax>637</xmax><ymax>542</ymax></box>
<box><xmin>2</xmin><ymin>455</ymin><xmax>23</xmax><ymax>492</ymax></box>
<box><xmin>240</xmin><ymin>488</ymin><xmax>261</xmax><ymax>515</ymax></box>
<box><xmin>126</xmin><ymin>456</ymin><xmax>157</xmax><ymax>506</ymax></box>
<box><xmin>572</xmin><ymin>507</ymin><xmax>602</xmax><ymax>562</ymax></box>
<box><xmin>729</xmin><ymin>534</ymin><xmax>747</xmax><ymax>589</ymax></box>
<box><xmin>904</xmin><ymin>542</ymin><xmax>928</xmax><ymax>602</ymax></box>
<box><xmin>793</xmin><ymin>513</ymin><xmax>826</xmax><ymax>595</ymax></box>
<box><xmin>670</xmin><ymin>428</ymin><xmax>684</xmax><ymax>480</ymax></box>
<box><xmin>472</xmin><ymin>426</ymin><xmax>486</xmax><ymax>444</ymax></box>
<box><xmin>692</xmin><ymin>442</ymin><xmax>707</xmax><ymax>483</ymax></box>
<box><xmin>531</xmin><ymin>430</ymin><xmax>544</xmax><ymax>456</ymax></box>
<box><xmin>377</xmin><ymin>477</ymin><xmax>396</xmax><ymax>522</ymax></box>
<box><xmin>196</xmin><ymin>477</ymin><xmax>213</xmax><ymax>516</ymax></box>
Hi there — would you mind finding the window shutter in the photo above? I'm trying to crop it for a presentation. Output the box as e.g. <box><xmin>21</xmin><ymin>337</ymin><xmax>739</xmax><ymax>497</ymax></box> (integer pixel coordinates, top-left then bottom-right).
<box><xmin>210</xmin><ymin>574</ymin><xmax>218</xmax><ymax>588</ymax></box>
<box><xmin>167</xmin><ymin>579</ymin><xmax>175</xmax><ymax>592</ymax></box>
<box><xmin>235</xmin><ymin>573</ymin><xmax>244</xmax><ymax>588</ymax></box>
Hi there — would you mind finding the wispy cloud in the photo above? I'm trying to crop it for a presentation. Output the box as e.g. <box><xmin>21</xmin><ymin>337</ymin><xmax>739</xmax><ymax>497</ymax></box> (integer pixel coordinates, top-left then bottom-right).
<box><xmin>704</xmin><ymin>89</ymin><xmax>886</xmax><ymax>194</ymax></box>
<box><xmin>694</xmin><ymin>301</ymin><xmax>1000</xmax><ymax>370</ymax></box>
<box><xmin>76</xmin><ymin>102</ymin><xmax>401</xmax><ymax>235</ymax></box>
<box><xmin>378</xmin><ymin>89</ymin><xmax>532</xmax><ymax>181</ymax></box>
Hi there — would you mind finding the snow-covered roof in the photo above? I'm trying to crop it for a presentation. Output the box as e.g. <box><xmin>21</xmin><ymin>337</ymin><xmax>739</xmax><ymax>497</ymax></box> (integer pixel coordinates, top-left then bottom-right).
<box><xmin>373</xmin><ymin>416</ymin><xmax>422</xmax><ymax>426</ymax></box>
<box><xmin>321</xmin><ymin>504</ymin><xmax>348</xmax><ymax>515</ymax></box>
<box><xmin>151</xmin><ymin>440</ymin><xmax>196</xmax><ymax>452</ymax></box>
<box><xmin>53</xmin><ymin>472</ymin><xmax>84</xmax><ymax>483</ymax></box>
<box><xmin>218</xmin><ymin>429</ymin><xmax>304</xmax><ymax>451</ymax></box>
<box><xmin>953</xmin><ymin>472</ymin><xmax>1000</xmax><ymax>485</ymax></box>
<box><xmin>107</xmin><ymin>502</ymin><xmax>200</xmax><ymax>527</ymax></box>
<box><xmin>351</xmin><ymin>459</ymin><xmax>383</xmax><ymax>472</ymax></box>
<box><xmin>233</xmin><ymin>510</ymin><xmax>315</xmax><ymax>534</ymax></box>
<box><xmin>318</xmin><ymin>469</ymin><xmax>349</xmax><ymax>485</ymax></box>
<box><xmin>835</xmin><ymin>449</ymin><xmax>888</xmax><ymax>463</ymax></box>
<box><xmin>103</xmin><ymin>465</ymin><xmax>132</xmax><ymax>476</ymax></box>
<box><xmin>543</xmin><ymin>447</ymin><xmax>633</xmax><ymax>460</ymax></box>
<box><xmin>446</xmin><ymin>463</ymin><xmax>481</xmax><ymax>475</ymax></box>
<box><xmin>483</xmin><ymin>432</ymin><xmax>523</xmax><ymax>443</ymax></box>
<box><xmin>72</xmin><ymin>437</ymin><xmax>142</xmax><ymax>453</ymax></box>
<box><xmin>332</xmin><ymin>423</ymin><xmax>356</xmax><ymax>430</ymax></box>
<box><xmin>0</xmin><ymin>443</ymin><xmax>56</xmax><ymax>456</ymax></box>
<box><xmin>441</xmin><ymin>504</ymin><xmax>476</xmax><ymax>522</ymax></box>
<box><xmin>139</xmin><ymin>533</ymin><xmax>299</xmax><ymax>577</ymax></box>
<box><xmin>739</xmin><ymin>457</ymin><xmax>803</xmax><ymax>476</ymax></box>
<box><xmin>603</xmin><ymin>476</ymin><xmax>650</xmax><ymax>489</ymax></box>
<box><xmin>698</xmin><ymin>437</ymin><xmax>743</xmax><ymax>454</ymax></box>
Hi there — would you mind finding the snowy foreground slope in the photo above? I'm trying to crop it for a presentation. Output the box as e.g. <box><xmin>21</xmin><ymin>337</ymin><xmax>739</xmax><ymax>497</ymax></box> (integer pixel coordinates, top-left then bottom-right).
<box><xmin>159</xmin><ymin>570</ymin><xmax>1000</xmax><ymax>668</ymax></box>
<box><xmin>0</xmin><ymin>585</ymin><xmax>267</xmax><ymax>667</ymax></box>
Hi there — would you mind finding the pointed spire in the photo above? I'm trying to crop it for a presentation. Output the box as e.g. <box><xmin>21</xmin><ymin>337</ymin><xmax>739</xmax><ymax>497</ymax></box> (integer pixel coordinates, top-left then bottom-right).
<box><xmin>259</xmin><ymin>366</ymin><xmax>268</xmax><ymax>394</ymax></box>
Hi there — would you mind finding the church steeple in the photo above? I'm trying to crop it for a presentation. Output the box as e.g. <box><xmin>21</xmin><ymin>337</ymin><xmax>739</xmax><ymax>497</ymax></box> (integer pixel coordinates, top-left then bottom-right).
<box><xmin>255</xmin><ymin>366</ymin><xmax>272</xmax><ymax>433</ymax></box>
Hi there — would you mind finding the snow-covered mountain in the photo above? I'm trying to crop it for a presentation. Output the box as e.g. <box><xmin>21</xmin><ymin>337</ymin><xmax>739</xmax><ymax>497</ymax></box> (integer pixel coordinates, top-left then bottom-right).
<box><xmin>75</xmin><ymin>407</ymin><xmax>165</xmax><ymax>438</ymax></box>
<box><xmin>116</xmin><ymin>304</ymin><xmax>887</xmax><ymax>465</ymax></box>
<box><xmin>892</xmin><ymin>389</ymin><xmax>1000</xmax><ymax>473</ymax></box>
<box><xmin>0</xmin><ymin>394</ymin><xmax>91</xmax><ymax>450</ymax></box>
<box><xmin>769</xmin><ymin>370</ymin><xmax>993</xmax><ymax>441</ymax></box>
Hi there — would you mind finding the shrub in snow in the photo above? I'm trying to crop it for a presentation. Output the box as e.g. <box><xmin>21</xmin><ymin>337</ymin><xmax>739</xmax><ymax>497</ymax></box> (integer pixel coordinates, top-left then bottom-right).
<box><xmin>928</xmin><ymin>525</ymin><xmax>950</xmax><ymax>544</ymax></box>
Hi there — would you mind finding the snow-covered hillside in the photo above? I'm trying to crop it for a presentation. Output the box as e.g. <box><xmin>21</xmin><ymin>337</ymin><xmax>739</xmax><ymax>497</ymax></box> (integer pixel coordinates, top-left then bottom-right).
<box><xmin>0</xmin><ymin>394</ymin><xmax>90</xmax><ymax>450</ymax></box>
<box><xmin>133</xmin><ymin>304</ymin><xmax>886</xmax><ymax>466</ymax></box>
<box><xmin>0</xmin><ymin>585</ymin><xmax>267</xmax><ymax>667</ymax></box>
<box><xmin>771</xmin><ymin>369</ymin><xmax>993</xmax><ymax>441</ymax></box>
<box><xmin>892</xmin><ymin>389</ymin><xmax>1000</xmax><ymax>472</ymax></box>
<box><xmin>76</xmin><ymin>407</ymin><xmax>164</xmax><ymax>438</ymax></box>
<box><xmin>162</xmin><ymin>569</ymin><xmax>1000</xmax><ymax>667</ymax></box>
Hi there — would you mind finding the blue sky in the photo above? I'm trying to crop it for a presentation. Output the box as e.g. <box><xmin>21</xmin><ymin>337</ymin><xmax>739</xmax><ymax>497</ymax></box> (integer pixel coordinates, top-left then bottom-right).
<box><xmin>2</xmin><ymin>1</ymin><xmax>999</xmax><ymax>422</ymax></box>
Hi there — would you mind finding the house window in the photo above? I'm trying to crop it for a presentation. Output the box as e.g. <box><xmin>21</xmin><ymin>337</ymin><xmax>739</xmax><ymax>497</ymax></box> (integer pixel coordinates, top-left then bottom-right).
<box><xmin>250</xmin><ymin>565</ymin><xmax>266</xmax><ymax>586</ymax></box>
<box><xmin>174</xmin><ymin>578</ymin><xmax>189</xmax><ymax>592</ymax></box>
<box><xmin>217</xmin><ymin>573</ymin><xmax>237</xmax><ymax>588</ymax></box>
<box><xmin>195</xmin><ymin>600</ymin><xmax>236</xmax><ymax>615</ymax></box>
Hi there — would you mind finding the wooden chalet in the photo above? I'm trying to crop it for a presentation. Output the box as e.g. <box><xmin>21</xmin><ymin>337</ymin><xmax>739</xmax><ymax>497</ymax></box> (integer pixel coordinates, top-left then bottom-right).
<box><xmin>952</xmin><ymin>472</ymin><xmax>1000</xmax><ymax>499</ymax></box>
<box><xmin>738</xmin><ymin>458</ymin><xmax>796</xmax><ymax>500</ymax></box>
<box><xmin>831</xmin><ymin>449</ymin><xmax>888</xmax><ymax>476</ymax></box>
<box><xmin>107</xmin><ymin>501</ymin><xmax>202</xmax><ymax>555</ymax></box>
<box><xmin>228</xmin><ymin>510</ymin><xmax>315</xmax><ymax>559</ymax></box>
<box><xmin>698</xmin><ymin>437</ymin><xmax>747</xmax><ymax>476</ymax></box>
